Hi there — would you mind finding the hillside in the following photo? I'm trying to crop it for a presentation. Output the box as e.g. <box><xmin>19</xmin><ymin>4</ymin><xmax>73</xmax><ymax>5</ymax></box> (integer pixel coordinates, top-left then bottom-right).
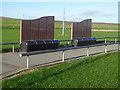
<box><xmin>1</xmin><ymin>16</ymin><xmax>119</xmax><ymax>25</ymax></box>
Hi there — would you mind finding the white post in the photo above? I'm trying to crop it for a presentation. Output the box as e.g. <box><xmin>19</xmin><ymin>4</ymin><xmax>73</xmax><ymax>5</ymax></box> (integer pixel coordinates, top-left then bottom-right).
<box><xmin>27</xmin><ymin>56</ymin><xmax>30</xmax><ymax>69</ymax></box>
<box><xmin>115</xmin><ymin>38</ymin><xmax>117</xmax><ymax>43</ymax></box>
<box><xmin>87</xmin><ymin>47</ymin><xmax>89</xmax><ymax>57</ymax></box>
<box><xmin>12</xmin><ymin>44</ymin><xmax>14</xmax><ymax>53</ymax></box>
<box><xmin>118</xmin><ymin>44</ymin><xmax>120</xmax><ymax>51</ymax></box>
<box><xmin>68</xmin><ymin>41</ymin><xmax>69</xmax><ymax>47</ymax></box>
<box><xmin>62</xmin><ymin>50</ymin><xmax>65</xmax><ymax>62</ymax></box>
<box><xmin>62</xmin><ymin>5</ymin><xmax>65</xmax><ymax>36</ymax></box>
<box><xmin>105</xmin><ymin>45</ymin><xmax>107</xmax><ymax>53</ymax></box>
<box><xmin>105</xmin><ymin>38</ymin><xmax>107</xmax><ymax>43</ymax></box>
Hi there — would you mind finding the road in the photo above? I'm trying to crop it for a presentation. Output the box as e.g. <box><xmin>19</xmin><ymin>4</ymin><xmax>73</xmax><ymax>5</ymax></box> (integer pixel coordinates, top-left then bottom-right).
<box><xmin>1</xmin><ymin>44</ymin><xmax>119</xmax><ymax>78</ymax></box>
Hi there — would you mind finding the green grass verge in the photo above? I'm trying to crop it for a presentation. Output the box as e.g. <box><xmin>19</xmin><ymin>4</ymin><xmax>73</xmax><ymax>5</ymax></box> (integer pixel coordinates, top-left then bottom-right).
<box><xmin>2</xmin><ymin>51</ymin><xmax>119</xmax><ymax>88</ymax></box>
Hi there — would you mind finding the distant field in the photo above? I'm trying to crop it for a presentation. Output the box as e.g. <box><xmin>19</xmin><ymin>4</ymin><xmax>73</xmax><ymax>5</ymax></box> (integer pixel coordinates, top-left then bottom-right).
<box><xmin>1</xmin><ymin>17</ymin><xmax>119</xmax><ymax>52</ymax></box>
<box><xmin>92</xmin><ymin>23</ymin><xmax>119</xmax><ymax>30</ymax></box>
<box><xmin>2</xmin><ymin>51</ymin><xmax>118</xmax><ymax>88</ymax></box>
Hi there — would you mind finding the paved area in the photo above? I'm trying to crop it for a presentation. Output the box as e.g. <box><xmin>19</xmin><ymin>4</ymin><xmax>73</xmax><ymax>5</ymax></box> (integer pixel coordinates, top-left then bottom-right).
<box><xmin>1</xmin><ymin>44</ymin><xmax>119</xmax><ymax>78</ymax></box>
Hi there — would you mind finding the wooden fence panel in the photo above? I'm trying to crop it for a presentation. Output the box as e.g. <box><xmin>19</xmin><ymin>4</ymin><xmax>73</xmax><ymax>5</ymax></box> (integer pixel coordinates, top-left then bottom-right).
<box><xmin>31</xmin><ymin>19</ymin><xmax>39</xmax><ymax>40</ymax></box>
<box><xmin>39</xmin><ymin>17</ymin><xmax>47</xmax><ymax>40</ymax></box>
<box><xmin>46</xmin><ymin>16</ymin><xmax>54</xmax><ymax>40</ymax></box>
<box><xmin>20</xmin><ymin>16</ymin><xmax>54</xmax><ymax>43</ymax></box>
<box><xmin>21</xmin><ymin>20</ymin><xmax>31</xmax><ymax>42</ymax></box>
<box><xmin>71</xmin><ymin>19</ymin><xmax>92</xmax><ymax>39</ymax></box>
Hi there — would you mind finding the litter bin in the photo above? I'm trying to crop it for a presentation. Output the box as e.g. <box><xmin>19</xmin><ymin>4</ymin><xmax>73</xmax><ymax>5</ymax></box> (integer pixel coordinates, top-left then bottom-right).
<box><xmin>71</xmin><ymin>39</ymin><xmax>78</xmax><ymax>47</ymax></box>
<box><xmin>20</xmin><ymin>41</ymin><xmax>38</xmax><ymax>52</ymax></box>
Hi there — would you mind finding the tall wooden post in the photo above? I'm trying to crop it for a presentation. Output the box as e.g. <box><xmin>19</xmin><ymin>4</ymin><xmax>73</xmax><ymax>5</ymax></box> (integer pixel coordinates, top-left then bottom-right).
<box><xmin>71</xmin><ymin>23</ymin><xmax>73</xmax><ymax>40</ymax></box>
<box><xmin>20</xmin><ymin>20</ymin><xmax>22</xmax><ymax>44</ymax></box>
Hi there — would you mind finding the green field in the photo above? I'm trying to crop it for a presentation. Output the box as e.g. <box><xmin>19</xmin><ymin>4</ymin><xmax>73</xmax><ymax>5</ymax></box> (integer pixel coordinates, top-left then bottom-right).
<box><xmin>2</xmin><ymin>51</ymin><xmax>118</xmax><ymax>88</ymax></box>
<box><xmin>92</xmin><ymin>23</ymin><xmax>119</xmax><ymax>30</ymax></box>
<box><xmin>1</xmin><ymin>17</ymin><xmax>119</xmax><ymax>52</ymax></box>
<box><xmin>56</xmin><ymin>21</ymin><xmax>119</xmax><ymax>30</ymax></box>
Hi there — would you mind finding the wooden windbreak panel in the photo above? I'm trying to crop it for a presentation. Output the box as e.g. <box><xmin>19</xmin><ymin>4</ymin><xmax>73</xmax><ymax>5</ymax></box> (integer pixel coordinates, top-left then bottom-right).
<box><xmin>46</xmin><ymin>16</ymin><xmax>54</xmax><ymax>40</ymax></box>
<box><xmin>20</xmin><ymin>16</ymin><xmax>54</xmax><ymax>42</ymax></box>
<box><xmin>39</xmin><ymin>17</ymin><xmax>47</xmax><ymax>40</ymax></box>
<box><xmin>71</xmin><ymin>19</ymin><xmax>92</xmax><ymax>39</ymax></box>
<box><xmin>20</xmin><ymin>20</ymin><xmax>22</xmax><ymax>43</ymax></box>
<box><xmin>21</xmin><ymin>20</ymin><xmax>31</xmax><ymax>41</ymax></box>
<box><xmin>83</xmin><ymin>20</ymin><xmax>87</xmax><ymax>38</ymax></box>
<box><xmin>73</xmin><ymin>23</ymin><xmax>78</xmax><ymax>39</ymax></box>
<box><xmin>78</xmin><ymin>22</ymin><xmax>82</xmax><ymax>38</ymax></box>
<box><xmin>71</xmin><ymin>23</ymin><xmax>73</xmax><ymax>40</ymax></box>
<box><xmin>87</xmin><ymin>19</ymin><xmax>92</xmax><ymax>37</ymax></box>
<box><xmin>31</xmin><ymin>19</ymin><xmax>39</xmax><ymax>40</ymax></box>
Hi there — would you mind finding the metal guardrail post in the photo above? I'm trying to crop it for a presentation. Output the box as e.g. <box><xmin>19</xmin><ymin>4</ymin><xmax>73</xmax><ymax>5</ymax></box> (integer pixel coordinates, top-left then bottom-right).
<box><xmin>12</xmin><ymin>44</ymin><xmax>14</xmax><ymax>53</ymax></box>
<box><xmin>87</xmin><ymin>47</ymin><xmax>89</xmax><ymax>57</ymax></box>
<box><xmin>62</xmin><ymin>50</ymin><xmax>65</xmax><ymax>62</ymax></box>
<box><xmin>118</xmin><ymin>43</ymin><xmax>120</xmax><ymax>51</ymax></box>
<box><xmin>105</xmin><ymin>45</ymin><xmax>107</xmax><ymax>53</ymax></box>
<box><xmin>105</xmin><ymin>38</ymin><xmax>107</xmax><ymax>43</ymax></box>
<box><xmin>27</xmin><ymin>55</ymin><xmax>30</xmax><ymax>69</ymax></box>
<box><xmin>115</xmin><ymin>38</ymin><xmax>117</xmax><ymax>43</ymax></box>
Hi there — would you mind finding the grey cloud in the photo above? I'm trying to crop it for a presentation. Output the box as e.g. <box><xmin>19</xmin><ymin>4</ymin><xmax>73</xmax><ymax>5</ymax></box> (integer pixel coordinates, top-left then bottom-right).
<box><xmin>101</xmin><ymin>13</ymin><xmax>115</xmax><ymax>17</ymax></box>
<box><xmin>80</xmin><ymin>10</ymin><xmax>102</xmax><ymax>16</ymax></box>
<box><xmin>66</xmin><ymin>10</ymin><xmax>116</xmax><ymax>22</ymax></box>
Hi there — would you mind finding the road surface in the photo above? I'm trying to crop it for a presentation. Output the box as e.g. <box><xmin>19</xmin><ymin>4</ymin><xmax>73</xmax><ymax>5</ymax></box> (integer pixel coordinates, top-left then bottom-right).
<box><xmin>1</xmin><ymin>44</ymin><xmax>119</xmax><ymax>78</ymax></box>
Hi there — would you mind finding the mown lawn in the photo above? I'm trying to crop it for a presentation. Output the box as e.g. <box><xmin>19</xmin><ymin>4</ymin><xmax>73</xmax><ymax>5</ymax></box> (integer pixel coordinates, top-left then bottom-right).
<box><xmin>2</xmin><ymin>51</ymin><xmax>119</xmax><ymax>88</ymax></box>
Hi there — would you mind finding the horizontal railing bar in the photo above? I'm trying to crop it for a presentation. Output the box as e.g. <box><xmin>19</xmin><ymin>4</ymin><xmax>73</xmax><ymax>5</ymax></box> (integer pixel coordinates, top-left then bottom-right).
<box><xmin>1</xmin><ymin>37</ymin><xmax>119</xmax><ymax>45</ymax></box>
<box><xmin>20</xmin><ymin>42</ymin><xmax>120</xmax><ymax>57</ymax></box>
<box><xmin>58</xmin><ymin>40</ymin><xmax>72</xmax><ymax>42</ymax></box>
<box><xmin>95</xmin><ymin>37</ymin><xmax>120</xmax><ymax>39</ymax></box>
<box><xmin>0</xmin><ymin>42</ymin><xmax>19</xmax><ymax>45</ymax></box>
<box><xmin>58</xmin><ymin>37</ymin><xmax>120</xmax><ymax>42</ymax></box>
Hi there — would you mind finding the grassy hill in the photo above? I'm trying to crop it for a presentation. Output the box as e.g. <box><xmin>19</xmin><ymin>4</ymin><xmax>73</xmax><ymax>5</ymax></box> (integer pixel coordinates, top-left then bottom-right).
<box><xmin>2</xmin><ymin>51</ymin><xmax>119</xmax><ymax>88</ymax></box>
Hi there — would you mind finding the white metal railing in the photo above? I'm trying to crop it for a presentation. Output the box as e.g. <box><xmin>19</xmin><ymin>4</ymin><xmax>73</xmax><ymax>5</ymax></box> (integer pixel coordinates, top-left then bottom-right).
<box><xmin>59</xmin><ymin>37</ymin><xmax>120</xmax><ymax>43</ymax></box>
<box><xmin>20</xmin><ymin>42</ymin><xmax>120</xmax><ymax>69</ymax></box>
<box><xmin>0</xmin><ymin>42</ymin><xmax>19</xmax><ymax>53</ymax></box>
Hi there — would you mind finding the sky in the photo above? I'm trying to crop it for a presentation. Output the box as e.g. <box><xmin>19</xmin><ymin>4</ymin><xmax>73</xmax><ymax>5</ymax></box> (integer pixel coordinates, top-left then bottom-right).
<box><xmin>1</xmin><ymin>2</ymin><xmax>118</xmax><ymax>23</ymax></box>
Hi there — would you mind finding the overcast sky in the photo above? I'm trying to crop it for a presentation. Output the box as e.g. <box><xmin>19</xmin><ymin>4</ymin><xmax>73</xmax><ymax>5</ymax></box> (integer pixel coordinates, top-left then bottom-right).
<box><xmin>2</xmin><ymin>2</ymin><xmax>118</xmax><ymax>23</ymax></box>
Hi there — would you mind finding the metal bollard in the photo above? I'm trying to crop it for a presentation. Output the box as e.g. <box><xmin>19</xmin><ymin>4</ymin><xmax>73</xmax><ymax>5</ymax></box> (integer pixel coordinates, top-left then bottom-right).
<box><xmin>62</xmin><ymin>50</ymin><xmax>65</xmax><ymax>62</ymax></box>
<box><xmin>105</xmin><ymin>38</ymin><xmax>107</xmax><ymax>43</ymax></box>
<box><xmin>105</xmin><ymin>45</ymin><xmax>107</xmax><ymax>53</ymax></box>
<box><xmin>87</xmin><ymin>47</ymin><xmax>89</xmax><ymax>57</ymax></box>
<box><xmin>27</xmin><ymin>55</ymin><xmax>30</xmax><ymax>69</ymax></box>
<box><xmin>12</xmin><ymin>44</ymin><xmax>14</xmax><ymax>53</ymax></box>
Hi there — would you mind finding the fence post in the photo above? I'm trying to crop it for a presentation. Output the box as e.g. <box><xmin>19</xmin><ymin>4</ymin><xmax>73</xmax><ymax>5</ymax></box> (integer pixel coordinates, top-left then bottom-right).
<box><xmin>105</xmin><ymin>45</ymin><xmax>107</xmax><ymax>53</ymax></box>
<box><xmin>27</xmin><ymin>55</ymin><xmax>30</xmax><ymax>69</ymax></box>
<box><xmin>87</xmin><ymin>47</ymin><xmax>89</xmax><ymax>57</ymax></box>
<box><xmin>68</xmin><ymin>41</ymin><xmax>69</xmax><ymax>47</ymax></box>
<box><xmin>115</xmin><ymin>38</ymin><xmax>117</xmax><ymax>43</ymax></box>
<box><xmin>105</xmin><ymin>38</ymin><xmax>107</xmax><ymax>43</ymax></box>
<box><xmin>118</xmin><ymin>43</ymin><xmax>120</xmax><ymax>51</ymax></box>
<box><xmin>62</xmin><ymin>50</ymin><xmax>65</xmax><ymax>62</ymax></box>
<box><xmin>12</xmin><ymin>44</ymin><xmax>14</xmax><ymax>53</ymax></box>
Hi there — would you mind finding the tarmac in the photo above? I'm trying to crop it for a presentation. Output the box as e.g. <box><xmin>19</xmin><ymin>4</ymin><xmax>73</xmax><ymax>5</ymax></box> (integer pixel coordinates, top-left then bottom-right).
<box><xmin>1</xmin><ymin>44</ymin><xmax>119</xmax><ymax>78</ymax></box>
